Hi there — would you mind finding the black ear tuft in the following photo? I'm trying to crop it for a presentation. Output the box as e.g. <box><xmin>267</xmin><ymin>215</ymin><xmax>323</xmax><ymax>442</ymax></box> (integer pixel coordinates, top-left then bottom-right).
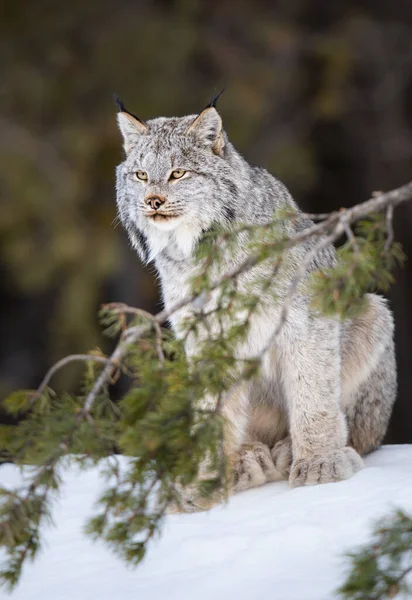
<box><xmin>114</xmin><ymin>93</ymin><xmax>126</xmax><ymax>113</ymax></box>
<box><xmin>205</xmin><ymin>88</ymin><xmax>225</xmax><ymax>109</ymax></box>
<box><xmin>113</xmin><ymin>93</ymin><xmax>145</xmax><ymax>125</ymax></box>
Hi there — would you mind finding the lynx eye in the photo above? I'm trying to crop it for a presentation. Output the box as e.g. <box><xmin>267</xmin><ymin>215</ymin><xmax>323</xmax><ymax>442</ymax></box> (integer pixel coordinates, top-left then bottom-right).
<box><xmin>170</xmin><ymin>169</ymin><xmax>186</xmax><ymax>180</ymax></box>
<box><xmin>135</xmin><ymin>170</ymin><xmax>148</xmax><ymax>181</ymax></box>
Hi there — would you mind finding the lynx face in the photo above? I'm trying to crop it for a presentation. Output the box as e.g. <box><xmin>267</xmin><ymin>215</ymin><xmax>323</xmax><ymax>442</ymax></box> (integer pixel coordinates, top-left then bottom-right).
<box><xmin>115</xmin><ymin>105</ymin><xmax>238</xmax><ymax>261</ymax></box>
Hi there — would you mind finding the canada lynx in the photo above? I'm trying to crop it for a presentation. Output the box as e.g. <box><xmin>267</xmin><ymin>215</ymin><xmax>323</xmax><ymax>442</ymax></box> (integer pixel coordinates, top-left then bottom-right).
<box><xmin>115</xmin><ymin>96</ymin><xmax>396</xmax><ymax>509</ymax></box>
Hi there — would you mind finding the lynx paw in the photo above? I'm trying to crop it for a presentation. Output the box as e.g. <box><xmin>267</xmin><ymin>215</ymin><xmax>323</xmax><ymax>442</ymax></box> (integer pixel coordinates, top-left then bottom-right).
<box><xmin>271</xmin><ymin>436</ymin><xmax>293</xmax><ymax>479</ymax></box>
<box><xmin>233</xmin><ymin>442</ymin><xmax>282</xmax><ymax>492</ymax></box>
<box><xmin>167</xmin><ymin>484</ymin><xmax>225</xmax><ymax>514</ymax></box>
<box><xmin>289</xmin><ymin>447</ymin><xmax>364</xmax><ymax>487</ymax></box>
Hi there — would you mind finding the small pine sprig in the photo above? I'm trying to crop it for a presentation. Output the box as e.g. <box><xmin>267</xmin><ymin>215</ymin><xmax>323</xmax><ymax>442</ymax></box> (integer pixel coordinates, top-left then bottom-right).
<box><xmin>0</xmin><ymin>480</ymin><xmax>55</xmax><ymax>589</ymax></box>
<box><xmin>338</xmin><ymin>510</ymin><xmax>412</xmax><ymax>600</ymax></box>
<box><xmin>309</xmin><ymin>216</ymin><xmax>405</xmax><ymax>318</ymax></box>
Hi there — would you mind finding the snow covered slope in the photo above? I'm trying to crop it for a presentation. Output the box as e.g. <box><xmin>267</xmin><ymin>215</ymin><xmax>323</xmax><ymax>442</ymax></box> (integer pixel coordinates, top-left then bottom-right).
<box><xmin>1</xmin><ymin>445</ymin><xmax>412</xmax><ymax>600</ymax></box>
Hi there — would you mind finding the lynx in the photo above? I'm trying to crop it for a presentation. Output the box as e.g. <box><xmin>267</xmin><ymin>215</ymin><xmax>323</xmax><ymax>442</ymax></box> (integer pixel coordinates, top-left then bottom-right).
<box><xmin>115</xmin><ymin>95</ymin><xmax>396</xmax><ymax>510</ymax></box>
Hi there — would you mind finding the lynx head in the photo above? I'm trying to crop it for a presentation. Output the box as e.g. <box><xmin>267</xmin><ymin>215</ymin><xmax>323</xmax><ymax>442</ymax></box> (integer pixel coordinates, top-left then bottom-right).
<box><xmin>115</xmin><ymin>93</ymin><xmax>240</xmax><ymax>262</ymax></box>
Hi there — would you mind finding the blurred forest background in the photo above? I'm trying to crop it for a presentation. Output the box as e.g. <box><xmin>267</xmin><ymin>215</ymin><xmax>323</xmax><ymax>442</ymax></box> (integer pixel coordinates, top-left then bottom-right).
<box><xmin>1</xmin><ymin>0</ymin><xmax>412</xmax><ymax>442</ymax></box>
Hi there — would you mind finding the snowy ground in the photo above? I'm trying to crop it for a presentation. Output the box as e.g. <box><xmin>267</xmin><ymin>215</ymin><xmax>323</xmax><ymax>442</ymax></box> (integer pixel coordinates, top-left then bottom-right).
<box><xmin>1</xmin><ymin>445</ymin><xmax>412</xmax><ymax>600</ymax></box>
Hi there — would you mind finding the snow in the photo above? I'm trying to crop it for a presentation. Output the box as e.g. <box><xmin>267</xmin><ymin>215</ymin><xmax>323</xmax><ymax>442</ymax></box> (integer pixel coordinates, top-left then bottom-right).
<box><xmin>1</xmin><ymin>445</ymin><xmax>412</xmax><ymax>600</ymax></box>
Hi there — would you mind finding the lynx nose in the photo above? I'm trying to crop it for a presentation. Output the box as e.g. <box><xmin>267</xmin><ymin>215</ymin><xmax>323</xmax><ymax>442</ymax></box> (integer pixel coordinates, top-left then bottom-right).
<box><xmin>145</xmin><ymin>195</ymin><xmax>166</xmax><ymax>211</ymax></box>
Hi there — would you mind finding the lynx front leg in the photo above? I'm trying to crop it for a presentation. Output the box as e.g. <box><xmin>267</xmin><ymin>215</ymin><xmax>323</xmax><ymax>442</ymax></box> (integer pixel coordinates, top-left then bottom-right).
<box><xmin>168</xmin><ymin>440</ymin><xmax>281</xmax><ymax>513</ymax></box>
<box><xmin>233</xmin><ymin>442</ymin><xmax>283</xmax><ymax>491</ymax></box>
<box><xmin>169</xmin><ymin>382</ymin><xmax>250</xmax><ymax>513</ymax></box>
<box><xmin>282</xmin><ymin>318</ymin><xmax>363</xmax><ymax>487</ymax></box>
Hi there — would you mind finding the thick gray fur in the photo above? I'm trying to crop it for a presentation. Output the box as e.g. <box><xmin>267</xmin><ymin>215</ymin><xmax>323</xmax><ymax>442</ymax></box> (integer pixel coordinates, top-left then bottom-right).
<box><xmin>115</xmin><ymin>103</ymin><xmax>397</xmax><ymax>506</ymax></box>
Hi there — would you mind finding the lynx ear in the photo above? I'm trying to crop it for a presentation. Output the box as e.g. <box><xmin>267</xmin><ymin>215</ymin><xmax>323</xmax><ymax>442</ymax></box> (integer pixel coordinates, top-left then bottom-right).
<box><xmin>115</xmin><ymin>95</ymin><xmax>148</xmax><ymax>154</ymax></box>
<box><xmin>186</xmin><ymin>107</ymin><xmax>225</xmax><ymax>156</ymax></box>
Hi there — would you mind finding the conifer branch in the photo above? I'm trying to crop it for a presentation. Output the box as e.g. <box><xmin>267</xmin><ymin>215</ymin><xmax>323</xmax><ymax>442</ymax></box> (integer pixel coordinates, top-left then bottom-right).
<box><xmin>1</xmin><ymin>180</ymin><xmax>412</xmax><ymax>591</ymax></box>
<box><xmin>339</xmin><ymin>510</ymin><xmax>412</xmax><ymax>599</ymax></box>
<box><xmin>155</xmin><ymin>180</ymin><xmax>412</xmax><ymax>331</ymax></box>
<box><xmin>28</xmin><ymin>180</ymin><xmax>412</xmax><ymax>415</ymax></box>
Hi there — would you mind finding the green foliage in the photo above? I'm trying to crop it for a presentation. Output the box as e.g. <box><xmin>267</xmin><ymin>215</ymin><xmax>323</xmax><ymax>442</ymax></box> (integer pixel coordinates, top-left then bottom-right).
<box><xmin>1</xmin><ymin>3</ymin><xmax>411</xmax><ymax>591</ymax></box>
<box><xmin>0</xmin><ymin>453</ymin><xmax>63</xmax><ymax>590</ymax></box>
<box><xmin>310</xmin><ymin>217</ymin><xmax>405</xmax><ymax>318</ymax></box>
<box><xmin>338</xmin><ymin>510</ymin><xmax>412</xmax><ymax>600</ymax></box>
<box><xmin>2</xmin><ymin>390</ymin><xmax>36</xmax><ymax>416</ymax></box>
<box><xmin>0</xmin><ymin>206</ymin><xmax>408</xmax><ymax>592</ymax></box>
<box><xmin>0</xmin><ymin>306</ymin><xmax>234</xmax><ymax>590</ymax></box>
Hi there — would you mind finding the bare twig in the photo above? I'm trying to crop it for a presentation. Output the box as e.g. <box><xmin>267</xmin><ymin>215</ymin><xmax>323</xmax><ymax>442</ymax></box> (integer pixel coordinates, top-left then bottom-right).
<box><xmin>82</xmin><ymin>326</ymin><xmax>146</xmax><ymax>414</ymax></box>
<box><xmin>344</xmin><ymin>223</ymin><xmax>360</xmax><ymax>254</ymax></box>
<box><xmin>105</xmin><ymin>303</ymin><xmax>165</xmax><ymax>364</ymax></box>
<box><xmin>35</xmin><ymin>354</ymin><xmax>110</xmax><ymax>398</ymax></box>
<box><xmin>385</xmin><ymin>204</ymin><xmax>395</xmax><ymax>251</ymax></box>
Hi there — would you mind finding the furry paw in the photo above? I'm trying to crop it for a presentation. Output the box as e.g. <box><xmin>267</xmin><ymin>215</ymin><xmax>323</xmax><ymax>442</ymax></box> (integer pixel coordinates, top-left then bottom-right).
<box><xmin>233</xmin><ymin>442</ymin><xmax>282</xmax><ymax>492</ymax></box>
<box><xmin>289</xmin><ymin>447</ymin><xmax>364</xmax><ymax>487</ymax></box>
<box><xmin>167</xmin><ymin>484</ymin><xmax>226</xmax><ymax>514</ymax></box>
<box><xmin>271</xmin><ymin>436</ymin><xmax>293</xmax><ymax>479</ymax></box>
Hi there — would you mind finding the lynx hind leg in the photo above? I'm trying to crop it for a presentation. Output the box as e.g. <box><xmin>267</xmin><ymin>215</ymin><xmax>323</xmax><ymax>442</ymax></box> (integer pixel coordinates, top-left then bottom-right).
<box><xmin>345</xmin><ymin>344</ymin><xmax>397</xmax><ymax>455</ymax></box>
<box><xmin>233</xmin><ymin>442</ymin><xmax>283</xmax><ymax>492</ymax></box>
<box><xmin>342</xmin><ymin>294</ymin><xmax>397</xmax><ymax>456</ymax></box>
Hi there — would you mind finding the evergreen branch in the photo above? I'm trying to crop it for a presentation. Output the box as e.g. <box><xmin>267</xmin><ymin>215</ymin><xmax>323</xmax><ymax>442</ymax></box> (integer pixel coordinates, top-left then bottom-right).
<box><xmin>31</xmin><ymin>181</ymin><xmax>412</xmax><ymax>416</ymax></box>
<box><xmin>2</xmin><ymin>181</ymin><xmax>411</xmax><ymax>591</ymax></box>
<box><xmin>228</xmin><ymin>181</ymin><xmax>412</xmax><ymax>253</ymax></box>
<box><xmin>1</xmin><ymin>430</ymin><xmax>76</xmax><ymax>589</ymax></box>
<box><xmin>338</xmin><ymin>510</ymin><xmax>412</xmax><ymax>599</ymax></box>
<box><xmin>153</xmin><ymin>180</ymin><xmax>412</xmax><ymax>329</ymax></box>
